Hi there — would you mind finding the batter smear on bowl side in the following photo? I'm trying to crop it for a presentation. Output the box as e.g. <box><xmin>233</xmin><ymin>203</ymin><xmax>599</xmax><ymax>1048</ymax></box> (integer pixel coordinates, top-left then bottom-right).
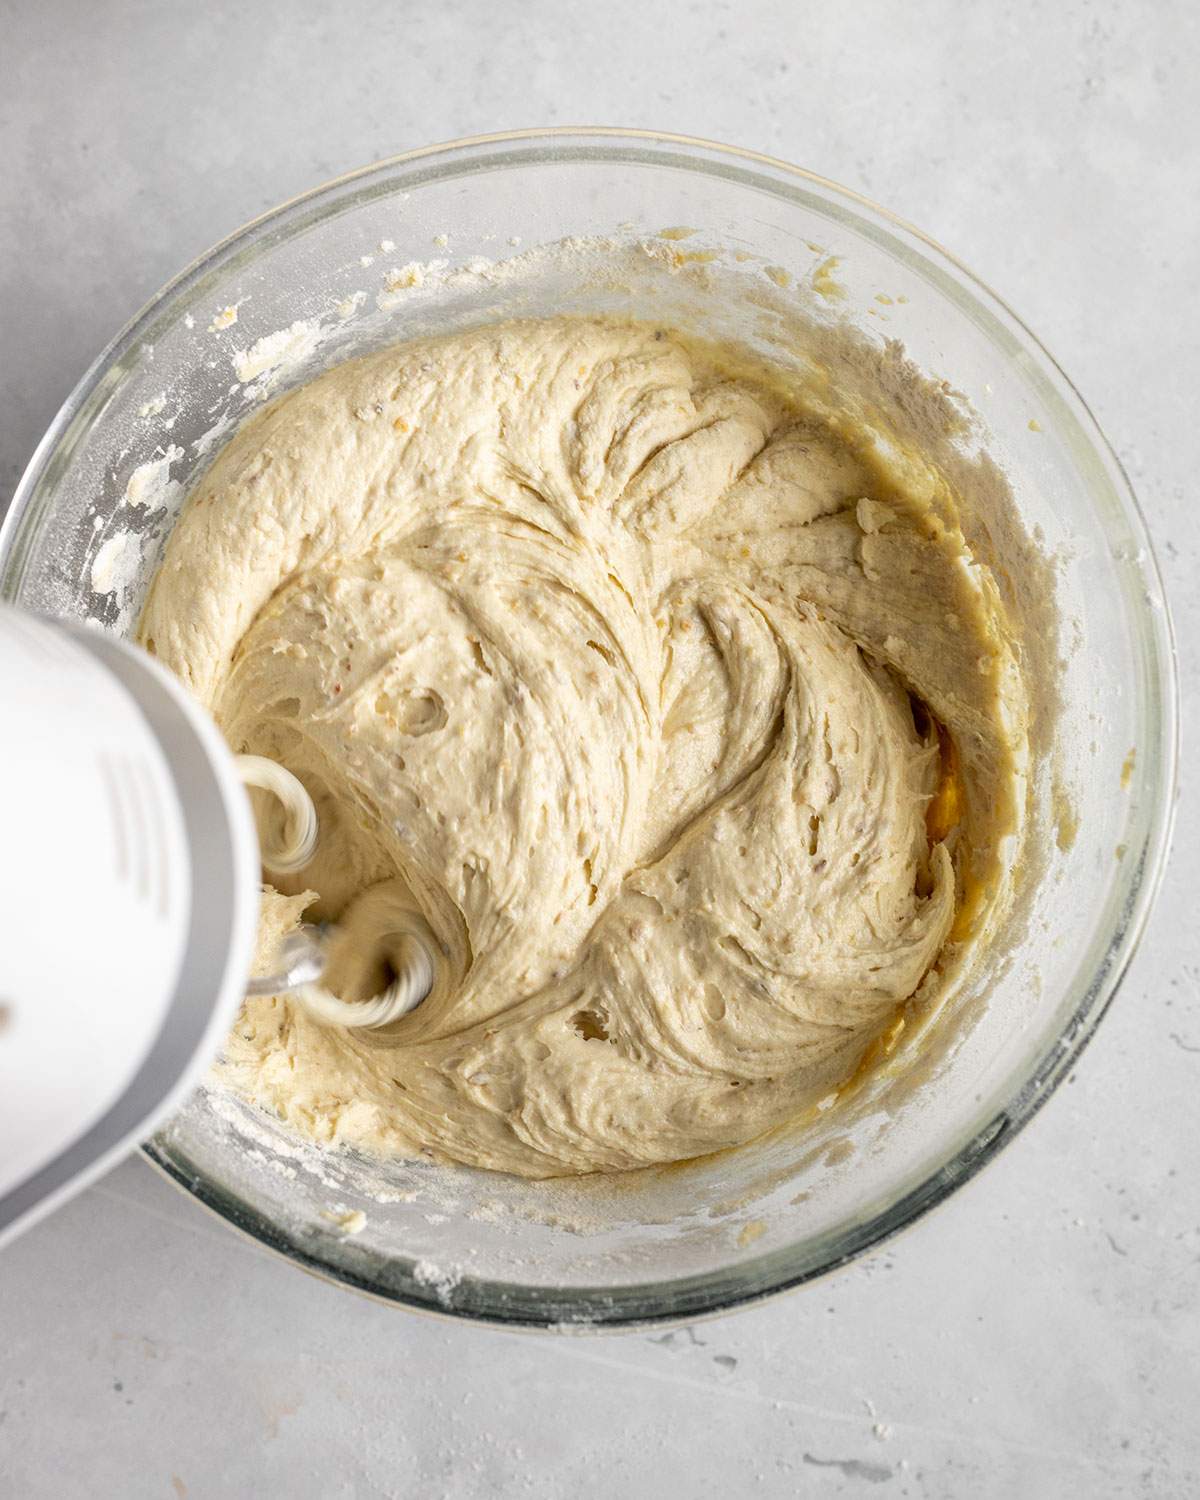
<box><xmin>140</xmin><ymin>316</ymin><xmax>1025</xmax><ymax>1176</ymax></box>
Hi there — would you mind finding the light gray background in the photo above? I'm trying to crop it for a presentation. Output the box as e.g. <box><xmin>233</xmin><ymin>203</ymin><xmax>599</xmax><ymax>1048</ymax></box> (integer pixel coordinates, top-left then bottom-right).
<box><xmin>1</xmin><ymin>2</ymin><xmax>1197</xmax><ymax>1496</ymax></box>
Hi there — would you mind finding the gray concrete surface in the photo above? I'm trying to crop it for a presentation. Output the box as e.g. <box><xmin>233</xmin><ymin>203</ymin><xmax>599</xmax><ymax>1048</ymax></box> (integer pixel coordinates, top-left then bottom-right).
<box><xmin>1</xmin><ymin>1</ymin><xmax>1198</xmax><ymax>1495</ymax></box>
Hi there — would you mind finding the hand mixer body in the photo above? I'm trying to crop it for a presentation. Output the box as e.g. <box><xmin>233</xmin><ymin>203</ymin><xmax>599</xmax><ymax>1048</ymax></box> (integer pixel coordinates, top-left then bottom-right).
<box><xmin>0</xmin><ymin>607</ymin><xmax>260</xmax><ymax>1247</ymax></box>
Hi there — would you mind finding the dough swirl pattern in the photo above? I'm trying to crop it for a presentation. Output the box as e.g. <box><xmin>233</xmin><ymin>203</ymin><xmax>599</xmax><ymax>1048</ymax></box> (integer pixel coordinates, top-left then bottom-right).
<box><xmin>141</xmin><ymin>318</ymin><xmax>1021</xmax><ymax>1175</ymax></box>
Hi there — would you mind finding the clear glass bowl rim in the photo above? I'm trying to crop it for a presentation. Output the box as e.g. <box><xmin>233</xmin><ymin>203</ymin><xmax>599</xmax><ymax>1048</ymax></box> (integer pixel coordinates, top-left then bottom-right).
<box><xmin>0</xmin><ymin>127</ymin><xmax>1179</xmax><ymax>1330</ymax></box>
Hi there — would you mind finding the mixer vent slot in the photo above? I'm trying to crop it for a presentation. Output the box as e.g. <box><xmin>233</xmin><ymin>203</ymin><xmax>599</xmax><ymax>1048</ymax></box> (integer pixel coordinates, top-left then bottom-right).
<box><xmin>96</xmin><ymin>752</ymin><xmax>172</xmax><ymax>920</ymax></box>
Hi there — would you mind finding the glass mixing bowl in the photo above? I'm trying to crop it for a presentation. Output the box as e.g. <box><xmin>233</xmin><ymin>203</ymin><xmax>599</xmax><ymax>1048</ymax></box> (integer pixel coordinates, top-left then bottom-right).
<box><xmin>0</xmin><ymin>130</ymin><xmax>1176</xmax><ymax>1329</ymax></box>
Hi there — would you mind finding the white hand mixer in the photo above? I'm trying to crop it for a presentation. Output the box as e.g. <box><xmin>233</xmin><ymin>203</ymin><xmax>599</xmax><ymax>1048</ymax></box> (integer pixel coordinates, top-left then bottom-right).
<box><xmin>0</xmin><ymin>605</ymin><xmax>436</xmax><ymax>1247</ymax></box>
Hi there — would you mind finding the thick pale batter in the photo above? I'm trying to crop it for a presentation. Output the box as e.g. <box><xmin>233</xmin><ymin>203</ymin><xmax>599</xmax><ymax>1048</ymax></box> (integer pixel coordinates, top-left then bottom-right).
<box><xmin>140</xmin><ymin>317</ymin><xmax>1023</xmax><ymax>1176</ymax></box>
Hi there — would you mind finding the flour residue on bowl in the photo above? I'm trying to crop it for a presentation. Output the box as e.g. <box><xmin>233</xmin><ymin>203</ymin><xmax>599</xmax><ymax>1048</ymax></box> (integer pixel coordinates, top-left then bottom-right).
<box><xmin>90</xmin><ymin>532</ymin><xmax>131</xmax><ymax>595</ymax></box>
<box><xmin>232</xmin><ymin>317</ymin><xmax>328</xmax><ymax>388</ymax></box>
<box><xmin>123</xmin><ymin>446</ymin><xmax>184</xmax><ymax>510</ymax></box>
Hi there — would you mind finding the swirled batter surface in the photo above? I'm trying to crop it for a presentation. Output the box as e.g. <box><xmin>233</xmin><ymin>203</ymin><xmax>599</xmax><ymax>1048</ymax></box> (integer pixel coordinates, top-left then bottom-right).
<box><xmin>141</xmin><ymin>317</ymin><xmax>1023</xmax><ymax>1175</ymax></box>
